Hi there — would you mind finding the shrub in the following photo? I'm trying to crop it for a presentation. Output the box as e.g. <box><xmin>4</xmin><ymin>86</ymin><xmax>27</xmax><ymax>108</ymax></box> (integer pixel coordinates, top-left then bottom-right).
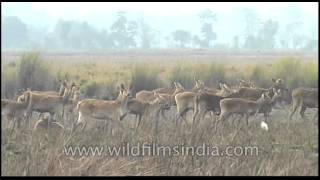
<box><xmin>17</xmin><ymin>52</ymin><xmax>54</xmax><ymax>91</ymax></box>
<box><xmin>131</xmin><ymin>64</ymin><xmax>161</xmax><ymax>93</ymax></box>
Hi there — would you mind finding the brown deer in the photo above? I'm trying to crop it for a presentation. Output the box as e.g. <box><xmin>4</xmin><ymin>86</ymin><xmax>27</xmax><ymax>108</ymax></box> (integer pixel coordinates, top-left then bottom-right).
<box><xmin>23</xmin><ymin>81</ymin><xmax>74</xmax><ymax>127</ymax></box>
<box><xmin>1</xmin><ymin>98</ymin><xmax>29</xmax><ymax>132</ymax></box>
<box><xmin>135</xmin><ymin>82</ymin><xmax>184</xmax><ymax>121</ymax></box>
<box><xmin>120</xmin><ymin>92</ymin><xmax>171</xmax><ymax>129</ymax></box>
<box><xmin>217</xmin><ymin>93</ymin><xmax>270</xmax><ymax>130</ymax></box>
<box><xmin>74</xmin><ymin>84</ymin><xmax>133</xmax><ymax>132</ymax></box>
<box><xmin>32</xmin><ymin>113</ymin><xmax>65</xmax><ymax>148</ymax></box>
<box><xmin>135</xmin><ymin>83</ymin><xmax>175</xmax><ymax>103</ymax></box>
<box><xmin>289</xmin><ymin>87</ymin><xmax>318</xmax><ymax>120</ymax></box>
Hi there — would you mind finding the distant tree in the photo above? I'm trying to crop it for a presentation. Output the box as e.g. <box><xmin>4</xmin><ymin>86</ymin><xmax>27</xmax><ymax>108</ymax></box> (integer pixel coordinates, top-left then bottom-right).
<box><xmin>200</xmin><ymin>23</ymin><xmax>216</xmax><ymax>48</ymax></box>
<box><xmin>127</xmin><ymin>20</ymin><xmax>138</xmax><ymax>47</ymax></box>
<box><xmin>2</xmin><ymin>16</ymin><xmax>29</xmax><ymax>48</ymax></box>
<box><xmin>232</xmin><ymin>36</ymin><xmax>239</xmax><ymax>49</ymax></box>
<box><xmin>244</xmin><ymin>35</ymin><xmax>259</xmax><ymax>50</ymax></box>
<box><xmin>198</xmin><ymin>9</ymin><xmax>217</xmax><ymax>48</ymax></box>
<box><xmin>53</xmin><ymin>20</ymin><xmax>73</xmax><ymax>49</ymax></box>
<box><xmin>192</xmin><ymin>35</ymin><xmax>201</xmax><ymax>48</ymax></box>
<box><xmin>285</xmin><ymin>21</ymin><xmax>303</xmax><ymax>49</ymax></box>
<box><xmin>172</xmin><ymin>30</ymin><xmax>191</xmax><ymax>48</ymax></box>
<box><xmin>303</xmin><ymin>39</ymin><xmax>318</xmax><ymax>52</ymax></box>
<box><xmin>137</xmin><ymin>17</ymin><xmax>155</xmax><ymax>49</ymax></box>
<box><xmin>110</xmin><ymin>11</ymin><xmax>138</xmax><ymax>49</ymax></box>
<box><xmin>96</xmin><ymin>29</ymin><xmax>114</xmax><ymax>49</ymax></box>
<box><xmin>242</xmin><ymin>8</ymin><xmax>260</xmax><ymax>50</ymax></box>
<box><xmin>256</xmin><ymin>19</ymin><xmax>279</xmax><ymax>49</ymax></box>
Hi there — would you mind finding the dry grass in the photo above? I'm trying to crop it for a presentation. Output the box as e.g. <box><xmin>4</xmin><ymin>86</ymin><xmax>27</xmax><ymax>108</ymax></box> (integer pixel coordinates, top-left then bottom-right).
<box><xmin>1</xmin><ymin>51</ymin><xmax>318</xmax><ymax>176</ymax></box>
<box><xmin>1</xmin><ymin>108</ymin><xmax>318</xmax><ymax>176</ymax></box>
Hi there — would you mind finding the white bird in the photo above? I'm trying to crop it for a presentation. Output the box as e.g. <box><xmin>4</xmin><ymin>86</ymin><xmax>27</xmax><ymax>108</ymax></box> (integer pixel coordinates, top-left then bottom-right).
<box><xmin>260</xmin><ymin>121</ymin><xmax>269</xmax><ymax>131</ymax></box>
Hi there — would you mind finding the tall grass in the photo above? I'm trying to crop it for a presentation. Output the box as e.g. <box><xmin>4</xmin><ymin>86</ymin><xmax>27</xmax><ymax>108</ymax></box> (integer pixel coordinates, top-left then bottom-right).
<box><xmin>1</xmin><ymin>53</ymin><xmax>318</xmax><ymax>99</ymax></box>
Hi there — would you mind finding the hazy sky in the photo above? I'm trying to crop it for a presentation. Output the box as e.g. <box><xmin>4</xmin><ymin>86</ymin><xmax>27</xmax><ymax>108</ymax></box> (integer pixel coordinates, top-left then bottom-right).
<box><xmin>2</xmin><ymin>2</ymin><xmax>318</xmax><ymax>47</ymax></box>
<box><xmin>2</xmin><ymin>2</ymin><xmax>318</xmax><ymax>17</ymax></box>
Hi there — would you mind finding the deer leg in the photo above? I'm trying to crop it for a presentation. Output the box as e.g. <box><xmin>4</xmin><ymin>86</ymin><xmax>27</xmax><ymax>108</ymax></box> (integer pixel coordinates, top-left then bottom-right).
<box><xmin>244</xmin><ymin>113</ymin><xmax>250</xmax><ymax>128</ymax></box>
<box><xmin>136</xmin><ymin>114</ymin><xmax>142</xmax><ymax>129</ymax></box>
<box><xmin>119</xmin><ymin>112</ymin><xmax>128</xmax><ymax>121</ymax></box>
<box><xmin>9</xmin><ymin>115</ymin><xmax>16</xmax><ymax>136</ymax></box>
<box><xmin>181</xmin><ymin>110</ymin><xmax>189</xmax><ymax>127</ymax></box>
<box><xmin>300</xmin><ymin>105</ymin><xmax>307</xmax><ymax>120</ymax></box>
<box><xmin>289</xmin><ymin>100</ymin><xmax>300</xmax><ymax>120</ymax></box>
<box><xmin>192</xmin><ymin>106</ymin><xmax>200</xmax><ymax>126</ymax></box>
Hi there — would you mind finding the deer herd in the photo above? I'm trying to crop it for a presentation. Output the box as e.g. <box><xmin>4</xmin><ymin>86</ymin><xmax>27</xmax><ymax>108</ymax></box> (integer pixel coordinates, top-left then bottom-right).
<box><xmin>1</xmin><ymin>76</ymin><xmax>318</xmax><ymax>138</ymax></box>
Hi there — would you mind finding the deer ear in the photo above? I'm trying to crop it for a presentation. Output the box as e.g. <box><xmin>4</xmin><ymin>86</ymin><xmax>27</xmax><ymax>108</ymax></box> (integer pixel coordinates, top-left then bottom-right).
<box><xmin>120</xmin><ymin>83</ymin><xmax>125</xmax><ymax>90</ymax></box>
<box><xmin>173</xmin><ymin>82</ymin><xmax>177</xmax><ymax>87</ymax></box>
<box><xmin>272</xmin><ymin>78</ymin><xmax>276</xmax><ymax>83</ymax></box>
<box><xmin>177</xmin><ymin>83</ymin><xmax>183</xmax><ymax>88</ymax></box>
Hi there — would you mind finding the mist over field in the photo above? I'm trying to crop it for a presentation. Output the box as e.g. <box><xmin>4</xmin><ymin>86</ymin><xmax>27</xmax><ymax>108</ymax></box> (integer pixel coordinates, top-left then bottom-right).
<box><xmin>1</xmin><ymin>2</ymin><xmax>318</xmax><ymax>52</ymax></box>
<box><xmin>1</xmin><ymin>2</ymin><xmax>318</xmax><ymax>176</ymax></box>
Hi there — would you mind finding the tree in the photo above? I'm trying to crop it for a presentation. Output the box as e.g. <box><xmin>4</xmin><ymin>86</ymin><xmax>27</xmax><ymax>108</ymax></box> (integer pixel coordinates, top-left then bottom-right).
<box><xmin>96</xmin><ymin>29</ymin><xmax>114</xmax><ymax>49</ymax></box>
<box><xmin>192</xmin><ymin>35</ymin><xmax>201</xmax><ymax>48</ymax></box>
<box><xmin>198</xmin><ymin>9</ymin><xmax>217</xmax><ymax>48</ymax></box>
<box><xmin>232</xmin><ymin>36</ymin><xmax>239</xmax><ymax>49</ymax></box>
<box><xmin>242</xmin><ymin>8</ymin><xmax>260</xmax><ymax>50</ymax></box>
<box><xmin>137</xmin><ymin>17</ymin><xmax>155</xmax><ymax>49</ymax></box>
<box><xmin>172</xmin><ymin>30</ymin><xmax>191</xmax><ymax>48</ymax></box>
<box><xmin>2</xmin><ymin>16</ymin><xmax>29</xmax><ymax>49</ymax></box>
<box><xmin>257</xmin><ymin>19</ymin><xmax>279</xmax><ymax>49</ymax></box>
<box><xmin>200</xmin><ymin>23</ymin><xmax>216</xmax><ymax>48</ymax></box>
<box><xmin>110</xmin><ymin>11</ymin><xmax>138</xmax><ymax>49</ymax></box>
<box><xmin>285</xmin><ymin>21</ymin><xmax>303</xmax><ymax>49</ymax></box>
<box><xmin>53</xmin><ymin>20</ymin><xmax>73</xmax><ymax>49</ymax></box>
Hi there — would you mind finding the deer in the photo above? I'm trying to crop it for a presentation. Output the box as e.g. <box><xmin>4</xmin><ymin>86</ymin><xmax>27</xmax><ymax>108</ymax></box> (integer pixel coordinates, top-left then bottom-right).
<box><xmin>226</xmin><ymin>78</ymin><xmax>288</xmax><ymax>101</ymax></box>
<box><xmin>135</xmin><ymin>82</ymin><xmax>184</xmax><ymax>121</ymax></box>
<box><xmin>23</xmin><ymin>81</ymin><xmax>74</xmax><ymax>128</ymax></box>
<box><xmin>32</xmin><ymin>113</ymin><xmax>65</xmax><ymax>148</ymax></box>
<box><xmin>174</xmin><ymin>79</ymin><xmax>222</xmax><ymax>126</ymax></box>
<box><xmin>16</xmin><ymin>79</ymin><xmax>69</xmax><ymax>122</ymax></box>
<box><xmin>216</xmin><ymin>92</ymin><xmax>271</xmax><ymax>131</ymax></box>
<box><xmin>16</xmin><ymin>79</ymin><xmax>68</xmax><ymax>102</ymax></box>
<box><xmin>1</xmin><ymin>98</ymin><xmax>30</xmax><ymax>133</ymax></box>
<box><xmin>62</xmin><ymin>83</ymin><xmax>83</xmax><ymax>128</ymax></box>
<box><xmin>289</xmin><ymin>87</ymin><xmax>318</xmax><ymax>120</ymax></box>
<box><xmin>192</xmin><ymin>80</ymin><xmax>287</xmax><ymax>128</ymax></box>
<box><xmin>120</xmin><ymin>91</ymin><xmax>171</xmax><ymax>130</ymax></box>
<box><xmin>174</xmin><ymin>79</ymin><xmax>236</xmax><ymax>127</ymax></box>
<box><xmin>135</xmin><ymin>83</ymin><xmax>175</xmax><ymax>103</ymax></box>
<box><xmin>74</xmin><ymin>84</ymin><xmax>133</xmax><ymax>132</ymax></box>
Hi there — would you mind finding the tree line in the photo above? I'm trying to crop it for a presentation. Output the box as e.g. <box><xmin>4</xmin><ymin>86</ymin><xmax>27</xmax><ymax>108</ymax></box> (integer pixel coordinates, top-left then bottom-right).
<box><xmin>2</xmin><ymin>10</ymin><xmax>318</xmax><ymax>52</ymax></box>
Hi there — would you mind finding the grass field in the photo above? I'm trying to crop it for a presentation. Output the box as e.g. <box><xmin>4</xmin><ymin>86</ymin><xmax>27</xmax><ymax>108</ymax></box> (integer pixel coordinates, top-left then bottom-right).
<box><xmin>1</xmin><ymin>50</ymin><xmax>318</xmax><ymax>176</ymax></box>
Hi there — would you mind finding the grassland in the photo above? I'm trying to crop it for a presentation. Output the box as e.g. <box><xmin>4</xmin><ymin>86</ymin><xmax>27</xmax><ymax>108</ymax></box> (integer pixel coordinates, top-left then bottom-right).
<box><xmin>1</xmin><ymin>50</ymin><xmax>318</xmax><ymax>176</ymax></box>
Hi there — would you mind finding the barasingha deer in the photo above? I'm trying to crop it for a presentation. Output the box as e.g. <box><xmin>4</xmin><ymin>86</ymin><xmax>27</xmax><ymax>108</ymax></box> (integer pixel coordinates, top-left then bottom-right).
<box><xmin>1</xmin><ymin>98</ymin><xmax>29</xmax><ymax>133</ymax></box>
<box><xmin>289</xmin><ymin>87</ymin><xmax>318</xmax><ymax>120</ymax></box>
<box><xmin>120</xmin><ymin>91</ymin><xmax>171</xmax><ymax>130</ymax></box>
<box><xmin>135</xmin><ymin>82</ymin><xmax>184</xmax><ymax>121</ymax></box>
<box><xmin>23</xmin><ymin>81</ymin><xmax>74</xmax><ymax>127</ymax></box>
<box><xmin>74</xmin><ymin>84</ymin><xmax>133</xmax><ymax>132</ymax></box>
<box><xmin>216</xmin><ymin>93</ymin><xmax>271</xmax><ymax>131</ymax></box>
